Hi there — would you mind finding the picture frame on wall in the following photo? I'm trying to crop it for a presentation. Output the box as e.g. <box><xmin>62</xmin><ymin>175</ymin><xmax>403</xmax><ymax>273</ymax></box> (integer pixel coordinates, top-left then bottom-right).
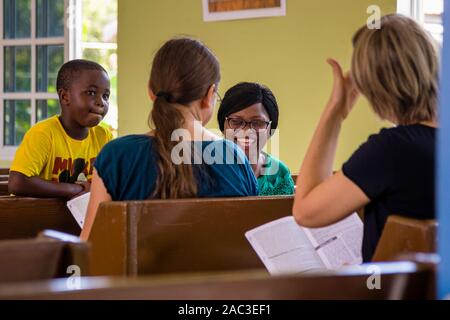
<box><xmin>203</xmin><ymin>0</ymin><xmax>287</xmax><ymax>22</ymax></box>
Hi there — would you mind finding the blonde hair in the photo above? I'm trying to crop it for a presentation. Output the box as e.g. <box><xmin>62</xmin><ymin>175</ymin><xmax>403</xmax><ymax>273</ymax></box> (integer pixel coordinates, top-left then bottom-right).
<box><xmin>351</xmin><ymin>14</ymin><xmax>439</xmax><ymax>125</ymax></box>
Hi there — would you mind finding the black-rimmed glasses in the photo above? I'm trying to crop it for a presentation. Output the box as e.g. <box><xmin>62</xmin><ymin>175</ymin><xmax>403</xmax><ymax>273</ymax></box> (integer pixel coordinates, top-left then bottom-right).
<box><xmin>225</xmin><ymin>117</ymin><xmax>272</xmax><ymax>131</ymax></box>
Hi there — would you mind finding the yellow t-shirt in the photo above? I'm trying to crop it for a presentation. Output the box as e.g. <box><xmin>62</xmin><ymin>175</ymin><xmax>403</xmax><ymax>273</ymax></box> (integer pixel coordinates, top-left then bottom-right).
<box><xmin>11</xmin><ymin>116</ymin><xmax>113</xmax><ymax>183</ymax></box>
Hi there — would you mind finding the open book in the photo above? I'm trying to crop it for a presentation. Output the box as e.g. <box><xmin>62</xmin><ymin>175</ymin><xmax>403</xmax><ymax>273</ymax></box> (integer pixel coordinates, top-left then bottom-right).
<box><xmin>245</xmin><ymin>213</ymin><xmax>363</xmax><ymax>275</ymax></box>
<box><xmin>66</xmin><ymin>192</ymin><xmax>91</xmax><ymax>228</ymax></box>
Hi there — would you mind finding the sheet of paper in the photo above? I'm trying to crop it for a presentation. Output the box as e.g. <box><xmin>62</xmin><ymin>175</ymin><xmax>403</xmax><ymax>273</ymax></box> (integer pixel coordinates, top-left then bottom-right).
<box><xmin>66</xmin><ymin>192</ymin><xmax>91</xmax><ymax>228</ymax></box>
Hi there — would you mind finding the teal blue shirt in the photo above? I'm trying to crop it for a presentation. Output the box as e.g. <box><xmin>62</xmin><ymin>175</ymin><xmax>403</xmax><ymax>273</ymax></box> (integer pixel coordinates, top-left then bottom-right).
<box><xmin>95</xmin><ymin>135</ymin><xmax>259</xmax><ymax>200</ymax></box>
<box><xmin>257</xmin><ymin>153</ymin><xmax>295</xmax><ymax>196</ymax></box>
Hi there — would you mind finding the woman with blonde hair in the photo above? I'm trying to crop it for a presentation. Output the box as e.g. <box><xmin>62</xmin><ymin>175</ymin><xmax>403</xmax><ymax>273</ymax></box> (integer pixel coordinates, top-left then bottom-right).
<box><xmin>293</xmin><ymin>14</ymin><xmax>438</xmax><ymax>262</ymax></box>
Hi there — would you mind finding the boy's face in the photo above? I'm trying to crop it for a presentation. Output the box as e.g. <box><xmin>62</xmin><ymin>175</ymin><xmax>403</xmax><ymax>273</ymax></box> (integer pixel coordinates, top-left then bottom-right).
<box><xmin>60</xmin><ymin>69</ymin><xmax>110</xmax><ymax>128</ymax></box>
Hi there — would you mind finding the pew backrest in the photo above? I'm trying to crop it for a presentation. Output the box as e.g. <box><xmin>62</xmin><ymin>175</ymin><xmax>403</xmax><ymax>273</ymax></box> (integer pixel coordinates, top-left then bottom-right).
<box><xmin>0</xmin><ymin>232</ymin><xmax>90</xmax><ymax>283</ymax></box>
<box><xmin>0</xmin><ymin>181</ymin><xmax>8</xmax><ymax>196</ymax></box>
<box><xmin>89</xmin><ymin>196</ymin><xmax>295</xmax><ymax>276</ymax></box>
<box><xmin>0</xmin><ymin>197</ymin><xmax>80</xmax><ymax>240</ymax></box>
<box><xmin>373</xmin><ymin>215</ymin><xmax>438</xmax><ymax>262</ymax></box>
<box><xmin>291</xmin><ymin>174</ymin><xmax>298</xmax><ymax>184</ymax></box>
<box><xmin>0</xmin><ymin>169</ymin><xmax>9</xmax><ymax>185</ymax></box>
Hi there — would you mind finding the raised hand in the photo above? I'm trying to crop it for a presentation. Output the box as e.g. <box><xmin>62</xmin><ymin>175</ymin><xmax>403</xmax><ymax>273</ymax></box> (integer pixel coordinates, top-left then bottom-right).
<box><xmin>326</xmin><ymin>58</ymin><xmax>360</xmax><ymax>120</ymax></box>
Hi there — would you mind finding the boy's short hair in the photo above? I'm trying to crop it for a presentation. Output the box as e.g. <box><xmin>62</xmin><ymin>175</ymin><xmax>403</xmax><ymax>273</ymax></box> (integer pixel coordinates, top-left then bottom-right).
<box><xmin>56</xmin><ymin>59</ymin><xmax>107</xmax><ymax>91</ymax></box>
<box><xmin>351</xmin><ymin>14</ymin><xmax>439</xmax><ymax>125</ymax></box>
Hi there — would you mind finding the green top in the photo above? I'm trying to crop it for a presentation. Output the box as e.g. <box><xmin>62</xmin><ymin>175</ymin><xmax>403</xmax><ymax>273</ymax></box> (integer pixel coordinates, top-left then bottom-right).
<box><xmin>257</xmin><ymin>153</ymin><xmax>295</xmax><ymax>196</ymax></box>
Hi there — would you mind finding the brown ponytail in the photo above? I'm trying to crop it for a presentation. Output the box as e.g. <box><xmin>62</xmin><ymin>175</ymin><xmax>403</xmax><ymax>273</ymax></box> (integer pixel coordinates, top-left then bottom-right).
<box><xmin>149</xmin><ymin>38</ymin><xmax>220</xmax><ymax>199</ymax></box>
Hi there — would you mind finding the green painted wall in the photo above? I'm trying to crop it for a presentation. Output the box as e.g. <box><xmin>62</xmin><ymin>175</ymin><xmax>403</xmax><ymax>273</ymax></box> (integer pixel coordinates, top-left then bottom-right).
<box><xmin>117</xmin><ymin>0</ymin><xmax>397</xmax><ymax>172</ymax></box>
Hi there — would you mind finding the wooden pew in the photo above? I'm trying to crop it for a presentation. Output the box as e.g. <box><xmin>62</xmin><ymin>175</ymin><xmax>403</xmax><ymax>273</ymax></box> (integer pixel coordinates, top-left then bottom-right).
<box><xmin>372</xmin><ymin>215</ymin><xmax>438</xmax><ymax>262</ymax></box>
<box><xmin>0</xmin><ymin>181</ymin><xmax>8</xmax><ymax>196</ymax></box>
<box><xmin>0</xmin><ymin>230</ymin><xmax>90</xmax><ymax>284</ymax></box>
<box><xmin>0</xmin><ymin>196</ymin><xmax>80</xmax><ymax>240</ymax></box>
<box><xmin>0</xmin><ymin>167</ymin><xmax>9</xmax><ymax>195</ymax></box>
<box><xmin>0</xmin><ymin>261</ymin><xmax>435</xmax><ymax>300</ymax></box>
<box><xmin>88</xmin><ymin>197</ymin><xmax>436</xmax><ymax>278</ymax></box>
<box><xmin>89</xmin><ymin>196</ymin><xmax>294</xmax><ymax>276</ymax></box>
<box><xmin>392</xmin><ymin>252</ymin><xmax>439</xmax><ymax>300</ymax></box>
<box><xmin>0</xmin><ymin>168</ymin><xmax>9</xmax><ymax>196</ymax></box>
<box><xmin>0</xmin><ymin>169</ymin><xmax>9</xmax><ymax>195</ymax></box>
<box><xmin>291</xmin><ymin>174</ymin><xmax>298</xmax><ymax>183</ymax></box>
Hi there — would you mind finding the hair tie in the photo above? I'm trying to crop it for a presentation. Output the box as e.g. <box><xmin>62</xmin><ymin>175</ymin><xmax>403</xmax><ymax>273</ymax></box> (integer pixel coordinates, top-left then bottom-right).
<box><xmin>156</xmin><ymin>91</ymin><xmax>172</xmax><ymax>101</ymax></box>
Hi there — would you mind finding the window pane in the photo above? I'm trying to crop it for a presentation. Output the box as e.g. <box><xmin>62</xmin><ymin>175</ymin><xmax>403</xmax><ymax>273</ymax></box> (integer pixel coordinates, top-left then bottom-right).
<box><xmin>82</xmin><ymin>0</ymin><xmax>117</xmax><ymax>43</ymax></box>
<box><xmin>4</xmin><ymin>100</ymin><xmax>31</xmax><ymax>146</ymax></box>
<box><xmin>424</xmin><ymin>0</ymin><xmax>444</xmax><ymax>44</ymax></box>
<box><xmin>36</xmin><ymin>0</ymin><xmax>65</xmax><ymax>38</ymax></box>
<box><xmin>4</xmin><ymin>46</ymin><xmax>31</xmax><ymax>92</ymax></box>
<box><xmin>424</xmin><ymin>0</ymin><xmax>443</xmax><ymax>14</ymax></box>
<box><xmin>37</xmin><ymin>99</ymin><xmax>60</xmax><ymax>122</ymax></box>
<box><xmin>83</xmin><ymin>48</ymin><xmax>118</xmax><ymax>130</ymax></box>
<box><xmin>3</xmin><ymin>0</ymin><xmax>31</xmax><ymax>39</ymax></box>
<box><xmin>37</xmin><ymin>45</ymin><xmax>64</xmax><ymax>92</ymax></box>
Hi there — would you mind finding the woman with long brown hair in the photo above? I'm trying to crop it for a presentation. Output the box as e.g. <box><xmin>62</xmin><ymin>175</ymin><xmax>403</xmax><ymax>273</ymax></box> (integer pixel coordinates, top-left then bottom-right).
<box><xmin>81</xmin><ymin>38</ymin><xmax>258</xmax><ymax>240</ymax></box>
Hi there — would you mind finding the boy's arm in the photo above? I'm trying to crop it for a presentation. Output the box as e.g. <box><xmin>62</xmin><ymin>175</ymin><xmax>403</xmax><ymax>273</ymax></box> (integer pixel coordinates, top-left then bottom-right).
<box><xmin>9</xmin><ymin>123</ymin><xmax>88</xmax><ymax>199</ymax></box>
<box><xmin>8</xmin><ymin>171</ymin><xmax>86</xmax><ymax>199</ymax></box>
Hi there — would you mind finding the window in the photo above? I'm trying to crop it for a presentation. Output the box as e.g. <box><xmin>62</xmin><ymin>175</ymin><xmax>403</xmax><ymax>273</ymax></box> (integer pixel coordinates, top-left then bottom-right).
<box><xmin>422</xmin><ymin>0</ymin><xmax>444</xmax><ymax>44</ymax></box>
<box><xmin>398</xmin><ymin>0</ymin><xmax>444</xmax><ymax>44</ymax></box>
<box><xmin>0</xmin><ymin>0</ymin><xmax>70</xmax><ymax>160</ymax></box>
<box><xmin>76</xmin><ymin>0</ymin><xmax>117</xmax><ymax>136</ymax></box>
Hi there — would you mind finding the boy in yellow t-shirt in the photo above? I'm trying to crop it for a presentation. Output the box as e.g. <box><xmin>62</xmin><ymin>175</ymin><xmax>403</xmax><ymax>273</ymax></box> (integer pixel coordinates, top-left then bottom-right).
<box><xmin>9</xmin><ymin>59</ymin><xmax>113</xmax><ymax>199</ymax></box>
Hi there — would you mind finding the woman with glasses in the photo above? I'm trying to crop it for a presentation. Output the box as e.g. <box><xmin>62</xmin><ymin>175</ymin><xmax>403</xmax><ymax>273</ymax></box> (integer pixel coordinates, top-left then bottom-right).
<box><xmin>217</xmin><ymin>82</ymin><xmax>295</xmax><ymax>196</ymax></box>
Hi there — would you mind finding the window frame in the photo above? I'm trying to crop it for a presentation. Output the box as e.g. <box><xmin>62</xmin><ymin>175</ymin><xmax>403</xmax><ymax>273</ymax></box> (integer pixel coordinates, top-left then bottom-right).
<box><xmin>78</xmin><ymin>0</ymin><xmax>118</xmax><ymax>132</ymax></box>
<box><xmin>398</xmin><ymin>0</ymin><xmax>424</xmax><ymax>22</ymax></box>
<box><xmin>398</xmin><ymin>0</ymin><xmax>444</xmax><ymax>45</ymax></box>
<box><xmin>0</xmin><ymin>0</ymin><xmax>77</xmax><ymax>161</ymax></box>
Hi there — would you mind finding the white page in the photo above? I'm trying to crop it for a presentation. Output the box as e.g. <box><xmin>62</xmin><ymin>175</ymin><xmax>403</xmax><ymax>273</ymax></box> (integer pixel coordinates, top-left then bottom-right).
<box><xmin>302</xmin><ymin>213</ymin><xmax>363</xmax><ymax>269</ymax></box>
<box><xmin>66</xmin><ymin>192</ymin><xmax>91</xmax><ymax>228</ymax></box>
<box><xmin>245</xmin><ymin>217</ymin><xmax>326</xmax><ymax>275</ymax></box>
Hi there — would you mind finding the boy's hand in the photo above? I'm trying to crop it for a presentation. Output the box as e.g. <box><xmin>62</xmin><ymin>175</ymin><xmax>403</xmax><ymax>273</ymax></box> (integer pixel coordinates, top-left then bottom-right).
<box><xmin>326</xmin><ymin>58</ymin><xmax>360</xmax><ymax>120</ymax></box>
<box><xmin>8</xmin><ymin>171</ymin><xmax>92</xmax><ymax>200</ymax></box>
<box><xmin>74</xmin><ymin>181</ymin><xmax>91</xmax><ymax>197</ymax></box>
